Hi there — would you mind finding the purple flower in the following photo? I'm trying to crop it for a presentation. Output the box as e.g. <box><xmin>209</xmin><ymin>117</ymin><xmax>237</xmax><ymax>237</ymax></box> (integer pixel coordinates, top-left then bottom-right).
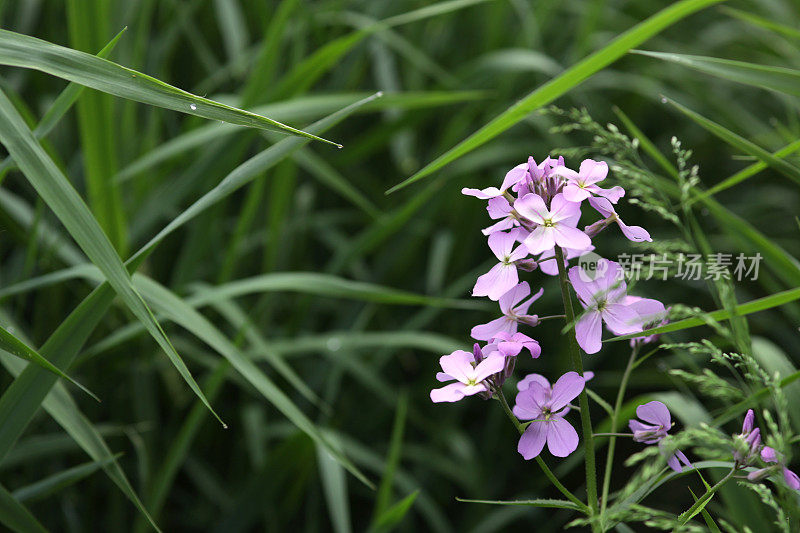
<box><xmin>471</xmin><ymin>282</ymin><xmax>543</xmax><ymax>341</ymax></box>
<box><xmin>517</xmin><ymin>371</ymin><xmax>593</xmax><ymax>417</ymax></box>
<box><xmin>490</xmin><ymin>331</ymin><xmax>541</xmax><ymax>358</ymax></box>
<box><xmin>733</xmin><ymin>409</ymin><xmax>762</xmax><ymax>466</ymax></box>
<box><xmin>514</xmin><ymin>372</ymin><xmax>585</xmax><ymax>459</ymax></box>
<box><xmin>472</xmin><ymin>231</ymin><xmax>529</xmax><ymax>301</ymax></box>
<box><xmin>430</xmin><ymin>349</ymin><xmax>505</xmax><ymax>403</ymax></box>
<box><xmin>536</xmin><ymin>245</ymin><xmax>594</xmax><ymax>276</ymax></box>
<box><xmin>748</xmin><ymin>447</ymin><xmax>800</xmax><ymax>490</ymax></box>
<box><xmin>568</xmin><ymin>260</ymin><xmax>644</xmax><ymax>354</ymax></box>
<box><xmin>482</xmin><ymin>196</ymin><xmax>517</xmax><ymax>235</ymax></box>
<box><xmin>585</xmin><ymin>197</ymin><xmax>651</xmax><ymax>243</ymax></box>
<box><xmin>554</xmin><ymin>159</ymin><xmax>625</xmax><ymax>204</ymax></box>
<box><xmin>629</xmin><ymin>401</ymin><xmax>691</xmax><ymax>472</ymax></box>
<box><xmin>514</xmin><ymin>193</ymin><xmax>591</xmax><ymax>255</ymax></box>
<box><xmin>622</xmin><ymin>296</ymin><xmax>668</xmax><ymax>347</ymax></box>
<box><xmin>462</xmin><ymin>163</ymin><xmax>528</xmax><ymax>199</ymax></box>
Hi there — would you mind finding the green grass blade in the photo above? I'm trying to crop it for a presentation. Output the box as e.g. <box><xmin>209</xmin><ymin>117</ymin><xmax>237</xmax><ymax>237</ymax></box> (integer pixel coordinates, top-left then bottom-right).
<box><xmin>0</xmin><ymin>87</ymin><xmax>224</xmax><ymax>426</ymax></box>
<box><xmin>607</xmin><ymin>286</ymin><xmax>800</xmax><ymax>341</ymax></box>
<box><xmin>12</xmin><ymin>455</ymin><xmax>120</xmax><ymax>503</ymax></box>
<box><xmin>372</xmin><ymin>490</ymin><xmax>420</xmax><ymax>532</ymax></box>
<box><xmin>689</xmin><ymin>138</ymin><xmax>800</xmax><ymax>203</ymax></box>
<box><xmin>0</xmin><ymin>325</ymin><xmax>98</xmax><ymax>401</ymax></box>
<box><xmin>634</xmin><ymin>50</ymin><xmax>800</xmax><ymax>98</ymax></box>
<box><xmin>0</xmin><ymin>27</ymin><xmax>125</xmax><ymax>178</ymax></box>
<box><xmin>0</xmin><ymin>483</ymin><xmax>48</xmax><ymax>533</ymax></box>
<box><xmin>386</xmin><ymin>0</ymin><xmax>726</xmax><ymax>194</ymax></box>
<box><xmin>131</xmin><ymin>274</ymin><xmax>374</xmax><ymax>489</ymax></box>
<box><xmin>0</xmin><ymin>29</ymin><xmax>340</xmax><ymax>146</ymax></box>
<box><xmin>131</xmin><ymin>93</ymin><xmax>383</xmax><ymax>265</ymax></box>
<box><xmin>663</xmin><ymin>96</ymin><xmax>800</xmax><ymax>186</ymax></box>
<box><xmin>187</xmin><ymin>273</ymin><xmax>486</xmax><ymax>310</ymax></box>
<box><xmin>454</xmin><ymin>497</ymin><xmax>581</xmax><ymax>510</ymax></box>
<box><xmin>370</xmin><ymin>392</ymin><xmax>409</xmax><ymax>528</ymax></box>
<box><xmin>317</xmin><ymin>442</ymin><xmax>353</xmax><ymax>533</ymax></box>
<box><xmin>66</xmin><ymin>0</ymin><xmax>127</xmax><ymax>254</ymax></box>
<box><xmin>720</xmin><ymin>6</ymin><xmax>800</xmax><ymax>41</ymax></box>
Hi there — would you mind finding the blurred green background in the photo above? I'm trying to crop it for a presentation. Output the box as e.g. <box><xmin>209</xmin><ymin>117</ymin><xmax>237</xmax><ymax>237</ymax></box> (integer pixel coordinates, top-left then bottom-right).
<box><xmin>0</xmin><ymin>0</ymin><xmax>799</xmax><ymax>531</ymax></box>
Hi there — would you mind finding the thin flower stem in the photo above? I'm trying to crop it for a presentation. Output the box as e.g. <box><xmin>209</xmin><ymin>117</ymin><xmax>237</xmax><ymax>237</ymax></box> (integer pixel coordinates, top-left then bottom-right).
<box><xmin>600</xmin><ymin>346</ymin><xmax>638</xmax><ymax>520</ymax></box>
<box><xmin>538</xmin><ymin>314</ymin><xmax>566</xmax><ymax>321</ymax></box>
<box><xmin>677</xmin><ymin>467</ymin><xmax>736</xmax><ymax>525</ymax></box>
<box><xmin>493</xmin><ymin>386</ymin><xmax>589</xmax><ymax>512</ymax></box>
<box><xmin>593</xmin><ymin>433</ymin><xmax>634</xmax><ymax>438</ymax></box>
<box><xmin>553</xmin><ymin>246</ymin><xmax>599</xmax><ymax>523</ymax></box>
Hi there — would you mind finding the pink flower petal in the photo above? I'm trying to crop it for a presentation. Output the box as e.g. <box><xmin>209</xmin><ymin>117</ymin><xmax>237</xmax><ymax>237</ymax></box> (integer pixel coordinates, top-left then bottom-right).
<box><xmin>553</xmin><ymin>224</ymin><xmax>591</xmax><ymax>251</ymax></box>
<box><xmin>602</xmin><ymin>303</ymin><xmax>644</xmax><ymax>335</ymax></box>
<box><xmin>523</xmin><ymin>226</ymin><xmax>556</xmax><ymax>255</ymax></box>
<box><xmin>499</xmin><ymin>282</ymin><xmax>530</xmax><ymax>314</ymax></box>
<box><xmin>546</xmin><ymin>417</ymin><xmax>580</xmax><ymax>457</ymax></box>
<box><xmin>636</xmin><ymin>401</ymin><xmax>671</xmax><ymax>428</ymax></box>
<box><xmin>575</xmin><ymin>310</ymin><xmax>602</xmax><ymax>354</ymax></box>
<box><xmin>473</xmin><ymin>263</ymin><xmax>519</xmax><ymax>301</ymax></box>
<box><xmin>517</xmin><ymin>373</ymin><xmax>550</xmax><ymax>392</ymax></box>
<box><xmin>470</xmin><ymin>316</ymin><xmax>516</xmax><ymax>341</ymax></box>
<box><xmin>461</xmin><ymin>187</ymin><xmax>502</xmax><ymax>199</ymax></box>
<box><xmin>549</xmin><ymin>372</ymin><xmax>585</xmax><ymax>411</ymax></box>
<box><xmin>513</xmin><ymin>193</ymin><xmax>548</xmax><ymax>225</ymax></box>
<box><xmin>473</xmin><ymin>352</ymin><xmax>506</xmax><ymax>382</ymax></box>
<box><xmin>431</xmin><ymin>382</ymin><xmax>474</xmax><ymax>403</ymax></box>
<box><xmin>563</xmin><ymin>184</ymin><xmax>591</xmax><ymax>203</ymax></box>
<box><xmin>518</xmin><ymin>421</ymin><xmax>547</xmax><ymax>460</ymax></box>
<box><xmin>578</xmin><ymin>159</ymin><xmax>608</xmax><ymax>185</ymax></box>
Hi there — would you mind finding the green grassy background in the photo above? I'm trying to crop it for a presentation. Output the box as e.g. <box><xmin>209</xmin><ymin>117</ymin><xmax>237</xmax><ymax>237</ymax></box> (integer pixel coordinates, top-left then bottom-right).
<box><xmin>0</xmin><ymin>0</ymin><xmax>799</xmax><ymax>531</ymax></box>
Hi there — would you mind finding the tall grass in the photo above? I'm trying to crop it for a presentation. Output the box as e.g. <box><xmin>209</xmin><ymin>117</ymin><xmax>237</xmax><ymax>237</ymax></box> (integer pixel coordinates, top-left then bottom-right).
<box><xmin>0</xmin><ymin>0</ymin><xmax>798</xmax><ymax>531</ymax></box>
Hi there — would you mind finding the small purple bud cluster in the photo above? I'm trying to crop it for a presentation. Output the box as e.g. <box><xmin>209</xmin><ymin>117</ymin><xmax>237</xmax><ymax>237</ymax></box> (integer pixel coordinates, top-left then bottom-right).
<box><xmin>737</xmin><ymin>409</ymin><xmax>800</xmax><ymax>491</ymax></box>
<box><xmin>431</xmin><ymin>156</ymin><xmax>668</xmax><ymax>461</ymax></box>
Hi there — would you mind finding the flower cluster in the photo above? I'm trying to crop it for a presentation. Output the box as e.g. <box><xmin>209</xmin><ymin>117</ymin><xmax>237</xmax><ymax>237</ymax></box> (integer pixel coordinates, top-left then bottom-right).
<box><xmin>431</xmin><ymin>156</ymin><xmax>667</xmax><ymax>461</ymax></box>
<box><xmin>735</xmin><ymin>409</ymin><xmax>800</xmax><ymax>491</ymax></box>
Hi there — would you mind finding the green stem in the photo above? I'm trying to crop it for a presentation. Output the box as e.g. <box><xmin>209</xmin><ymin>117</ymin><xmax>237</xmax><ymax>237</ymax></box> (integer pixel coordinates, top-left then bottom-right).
<box><xmin>553</xmin><ymin>246</ymin><xmax>599</xmax><ymax>521</ymax></box>
<box><xmin>494</xmin><ymin>386</ymin><xmax>589</xmax><ymax>512</ymax></box>
<box><xmin>678</xmin><ymin>468</ymin><xmax>736</xmax><ymax>524</ymax></box>
<box><xmin>600</xmin><ymin>346</ymin><xmax>638</xmax><ymax>521</ymax></box>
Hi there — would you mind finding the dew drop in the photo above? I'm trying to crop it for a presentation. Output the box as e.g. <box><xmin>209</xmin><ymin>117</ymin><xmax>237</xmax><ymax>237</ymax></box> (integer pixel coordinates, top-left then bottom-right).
<box><xmin>327</xmin><ymin>337</ymin><xmax>342</xmax><ymax>351</ymax></box>
<box><xmin>660</xmin><ymin>97</ymin><xmax>667</xmax><ymax>104</ymax></box>
<box><xmin>190</xmin><ymin>104</ymin><xmax>197</xmax><ymax>111</ymax></box>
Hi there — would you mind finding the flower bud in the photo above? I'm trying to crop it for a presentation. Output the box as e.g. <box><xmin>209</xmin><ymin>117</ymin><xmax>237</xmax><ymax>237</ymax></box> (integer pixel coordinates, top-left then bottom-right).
<box><xmin>518</xmin><ymin>314</ymin><xmax>540</xmax><ymax>327</ymax></box>
<box><xmin>515</xmin><ymin>258</ymin><xmax>538</xmax><ymax>272</ymax></box>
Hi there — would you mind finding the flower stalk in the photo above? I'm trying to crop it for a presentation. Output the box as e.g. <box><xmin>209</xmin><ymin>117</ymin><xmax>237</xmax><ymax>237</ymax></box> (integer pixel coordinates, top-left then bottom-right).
<box><xmin>554</xmin><ymin>245</ymin><xmax>599</xmax><ymax>520</ymax></box>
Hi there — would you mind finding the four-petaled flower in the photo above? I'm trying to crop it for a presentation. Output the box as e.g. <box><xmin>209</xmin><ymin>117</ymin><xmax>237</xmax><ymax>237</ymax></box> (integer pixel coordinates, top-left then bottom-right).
<box><xmin>568</xmin><ymin>260</ymin><xmax>648</xmax><ymax>354</ymax></box>
<box><xmin>430</xmin><ymin>349</ymin><xmax>506</xmax><ymax>403</ymax></box>
<box><xmin>555</xmin><ymin>159</ymin><xmax>625</xmax><ymax>204</ymax></box>
<box><xmin>629</xmin><ymin>401</ymin><xmax>691</xmax><ymax>472</ymax></box>
<box><xmin>514</xmin><ymin>372</ymin><xmax>585</xmax><ymax>459</ymax></box>
<box><xmin>490</xmin><ymin>331</ymin><xmax>541</xmax><ymax>358</ymax></box>
<box><xmin>472</xmin><ymin>231</ymin><xmax>529</xmax><ymax>300</ymax></box>
<box><xmin>514</xmin><ymin>193</ymin><xmax>591</xmax><ymax>255</ymax></box>
<box><xmin>471</xmin><ymin>282</ymin><xmax>543</xmax><ymax>341</ymax></box>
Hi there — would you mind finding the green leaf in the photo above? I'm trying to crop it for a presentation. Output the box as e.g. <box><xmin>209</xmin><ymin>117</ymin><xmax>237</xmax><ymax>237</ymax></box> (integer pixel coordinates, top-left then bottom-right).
<box><xmin>689</xmin><ymin>139</ymin><xmax>800</xmax><ymax>204</ymax></box>
<box><xmin>689</xmin><ymin>488</ymin><xmax>722</xmax><ymax>533</ymax></box>
<box><xmin>131</xmin><ymin>274</ymin><xmax>374</xmax><ymax>489</ymax></box>
<box><xmin>0</xmin><ymin>87</ymin><xmax>224</xmax><ymax>426</ymax></box>
<box><xmin>188</xmin><ymin>273</ymin><xmax>485</xmax><ymax>310</ymax></box>
<box><xmin>634</xmin><ymin>50</ymin><xmax>800</xmax><ymax>98</ymax></box>
<box><xmin>663</xmin><ymin>97</ymin><xmax>800</xmax><ymax>187</ymax></box>
<box><xmin>0</xmin><ymin>29</ymin><xmax>340</xmax><ymax>146</ymax></box>
<box><xmin>454</xmin><ymin>497</ymin><xmax>581</xmax><ymax>510</ymax></box>
<box><xmin>386</xmin><ymin>0</ymin><xmax>726</xmax><ymax>193</ymax></box>
<box><xmin>606</xmin><ymin>286</ymin><xmax>800</xmax><ymax>341</ymax></box>
<box><xmin>0</xmin><ymin>483</ymin><xmax>47</xmax><ymax>533</ymax></box>
<box><xmin>720</xmin><ymin>7</ymin><xmax>800</xmax><ymax>42</ymax></box>
<box><xmin>373</xmin><ymin>490</ymin><xmax>420</xmax><ymax>531</ymax></box>
<box><xmin>0</xmin><ymin>27</ymin><xmax>125</xmax><ymax>178</ymax></box>
<box><xmin>0</xmin><ymin>325</ymin><xmax>98</xmax><ymax>401</ymax></box>
<box><xmin>0</xmin><ymin>290</ymin><xmax>159</xmax><ymax>531</ymax></box>
<box><xmin>12</xmin><ymin>455</ymin><xmax>120</xmax><ymax>503</ymax></box>
<box><xmin>371</xmin><ymin>393</ymin><xmax>409</xmax><ymax>527</ymax></box>
<box><xmin>317</xmin><ymin>442</ymin><xmax>353</xmax><ymax>533</ymax></box>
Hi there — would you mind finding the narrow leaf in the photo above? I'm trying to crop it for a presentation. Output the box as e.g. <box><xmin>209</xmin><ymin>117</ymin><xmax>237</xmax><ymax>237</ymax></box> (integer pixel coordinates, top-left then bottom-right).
<box><xmin>386</xmin><ymin>0</ymin><xmax>725</xmax><ymax>193</ymax></box>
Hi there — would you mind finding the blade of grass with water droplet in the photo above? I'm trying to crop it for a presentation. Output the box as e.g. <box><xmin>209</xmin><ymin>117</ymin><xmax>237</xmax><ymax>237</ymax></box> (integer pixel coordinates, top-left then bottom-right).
<box><xmin>0</xmin><ymin>29</ymin><xmax>340</xmax><ymax>146</ymax></box>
